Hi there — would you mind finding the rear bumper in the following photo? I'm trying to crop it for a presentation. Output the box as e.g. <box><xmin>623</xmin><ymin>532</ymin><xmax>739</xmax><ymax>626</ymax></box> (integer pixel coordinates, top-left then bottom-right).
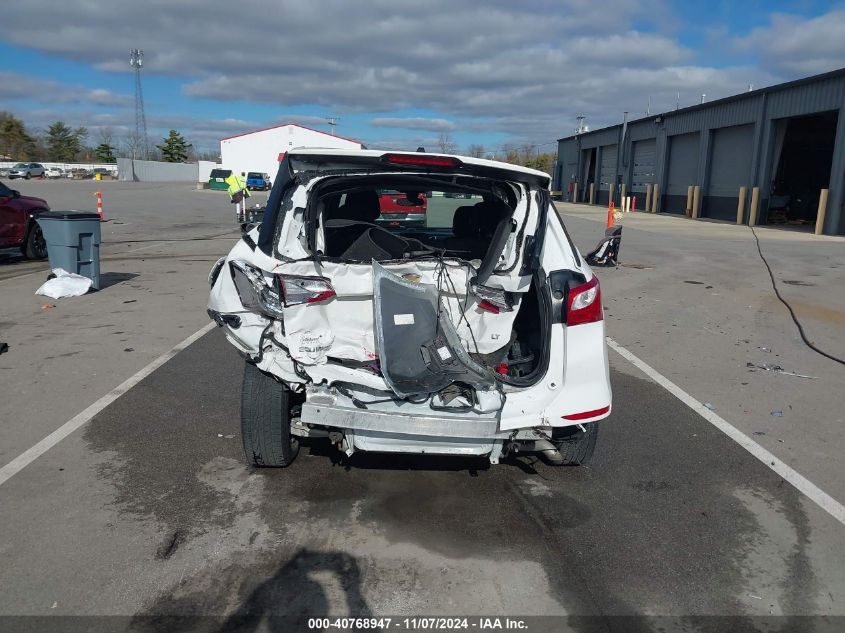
<box><xmin>301</xmin><ymin>402</ymin><xmax>499</xmax><ymax>439</ymax></box>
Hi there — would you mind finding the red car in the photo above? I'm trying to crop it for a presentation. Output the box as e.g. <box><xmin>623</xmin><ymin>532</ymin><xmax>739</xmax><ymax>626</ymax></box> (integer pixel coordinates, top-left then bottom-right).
<box><xmin>0</xmin><ymin>180</ymin><xmax>50</xmax><ymax>259</ymax></box>
<box><xmin>377</xmin><ymin>190</ymin><xmax>427</xmax><ymax>226</ymax></box>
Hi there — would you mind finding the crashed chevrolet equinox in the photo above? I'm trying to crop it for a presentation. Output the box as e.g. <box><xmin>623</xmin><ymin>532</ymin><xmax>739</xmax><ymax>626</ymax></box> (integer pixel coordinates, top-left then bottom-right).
<box><xmin>208</xmin><ymin>149</ymin><xmax>611</xmax><ymax>467</ymax></box>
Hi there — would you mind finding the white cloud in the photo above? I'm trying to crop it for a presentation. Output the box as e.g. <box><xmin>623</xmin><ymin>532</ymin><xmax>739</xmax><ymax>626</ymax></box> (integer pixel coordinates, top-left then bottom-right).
<box><xmin>0</xmin><ymin>71</ymin><xmax>130</xmax><ymax>107</ymax></box>
<box><xmin>0</xmin><ymin>2</ymin><xmax>842</xmax><ymax>146</ymax></box>
<box><xmin>734</xmin><ymin>10</ymin><xmax>845</xmax><ymax>76</ymax></box>
<box><xmin>372</xmin><ymin>117</ymin><xmax>456</xmax><ymax>132</ymax></box>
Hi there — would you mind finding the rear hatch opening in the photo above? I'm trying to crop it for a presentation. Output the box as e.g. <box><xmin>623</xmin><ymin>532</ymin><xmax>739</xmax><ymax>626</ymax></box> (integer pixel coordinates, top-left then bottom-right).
<box><xmin>271</xmin><ymin>164</ymin><xmax>554</xmax><ymax>408</ymax></box>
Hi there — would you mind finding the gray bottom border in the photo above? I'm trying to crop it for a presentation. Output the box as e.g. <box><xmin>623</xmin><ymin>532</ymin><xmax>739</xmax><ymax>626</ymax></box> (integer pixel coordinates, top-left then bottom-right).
<box><xmin>0</xmin><ymin>615</ymin><xmax>842</xmax><ymax>633</ymax></box>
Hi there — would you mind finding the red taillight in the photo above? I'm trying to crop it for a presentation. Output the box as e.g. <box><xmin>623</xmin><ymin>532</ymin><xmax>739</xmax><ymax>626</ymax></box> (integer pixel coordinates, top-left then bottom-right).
<box><xmin>277</xmin><ymin>275</ymin><xmax>336</xmax><ymax>307</ymax></box>
<box><xmin>566</xmin><ymin>276</ymin><xmax>602</xmax><ymax>326</ymax></box>
<box><xmin>562</xmin><ymin>405</ymin><xmax>610</xmax><ymax>420</ymax></box>
<box><xmin>495</xmin><ymin>362</ymin><xmax>509</xmax><ymax>375</ymax></box>
<box><xmin>477</xmin><ymin>299</ymin><xmax>500</xmax><ymax>314</ymax></box>
<box><xmin>382</xmin><ymin>154</ymin><xmax>461</xmax><ymax>168</ymax></box>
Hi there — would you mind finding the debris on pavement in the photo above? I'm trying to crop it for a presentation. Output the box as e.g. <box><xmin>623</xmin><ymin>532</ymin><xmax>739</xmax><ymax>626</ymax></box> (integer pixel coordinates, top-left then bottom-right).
<box><xmin>704</xmin><ymin>402</ymin><xmax>717</xmax><ymax>410</ymax></box>
<box><xmin>41</xmin><ymin>304</ymin><xmax>56</xmax><ymax>311</ymax></box>
<box><xmin>771</xmin><ymin>410</ymin><xmax>784</xmax><ymax>417</ymax></box>
<box><xmin>0</xmin><ymin>342</ymin><xmax>8</xmax><ymax>355</ymax></box>
<box><xmin>35</xmin><ymin>268</ymin><xmax>92</xmax><ymax>299</ymax></box>
<box><xmin>746</xmin><ymin>362</ymin><xmax>818</xmax><ymax>379</ymax></box>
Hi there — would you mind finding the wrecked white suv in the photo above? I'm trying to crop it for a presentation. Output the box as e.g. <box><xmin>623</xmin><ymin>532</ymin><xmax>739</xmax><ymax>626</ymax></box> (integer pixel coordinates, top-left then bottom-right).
<box><xmin>208</xmin><ymin>149</ymin><xmax>611</xmax><ymax>467</ymax></box>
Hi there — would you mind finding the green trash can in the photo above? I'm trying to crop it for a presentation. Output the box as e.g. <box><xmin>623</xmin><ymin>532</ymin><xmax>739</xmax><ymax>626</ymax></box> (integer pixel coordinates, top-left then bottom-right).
<box><xmin>36</xmin><ymin>212</ymin><xmax>102</xmax><ymax>290</ymax></box>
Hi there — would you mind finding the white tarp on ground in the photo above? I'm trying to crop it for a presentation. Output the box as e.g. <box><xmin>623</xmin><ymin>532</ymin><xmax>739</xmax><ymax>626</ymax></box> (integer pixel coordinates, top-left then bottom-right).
<box><xmin>35</xmin><ymin>268</ymin><xmax>92</xmax><ymax>298</ymax></box>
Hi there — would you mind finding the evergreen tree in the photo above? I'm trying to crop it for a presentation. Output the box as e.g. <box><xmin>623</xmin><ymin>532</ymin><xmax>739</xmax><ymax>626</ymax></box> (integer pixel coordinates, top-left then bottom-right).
<box><xmin>95</xmin><ymin>143</ymin><xmax>117</xmax><ymax>163</ymax></box>
<box><xmin>0</xmin><ymin>112</ymin><xmax>37</xmax><ymax>160</ymax></box>
<box><xmin>156</xmin><ymin>129</ymin><xmax>192</xmax><ymax>162</ymax></box>
<box><xmin>45</xmin><ymin>122</ymin><xmax>87</xmax><ymax>161</ymax></box>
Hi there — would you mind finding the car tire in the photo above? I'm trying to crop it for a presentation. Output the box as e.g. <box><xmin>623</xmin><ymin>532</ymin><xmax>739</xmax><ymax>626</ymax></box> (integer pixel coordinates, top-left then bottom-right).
<box><xmin>544</xmin><ymin>422</ymin><xmax>599</xmax><ymax>466</ymax></box>
<box><xmin>240</xmin><ymin>362</ymin><xmax>299</xmax><ymax>467</ymax></box>
<box><xmin>22</xmin><ymin>219</ymin><xmax>48</xmax><ymax>260</ymax></box>
<box><xmin>24</xmin><ymin>173</ymin><xmax>31</xmax><ymax>180</ymax></box>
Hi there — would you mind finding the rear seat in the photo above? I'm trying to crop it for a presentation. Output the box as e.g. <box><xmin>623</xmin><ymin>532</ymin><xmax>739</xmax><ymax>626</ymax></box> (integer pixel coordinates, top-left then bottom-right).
<box><xmin>323</xmin><ymin>191</ymin><xmax>381</xmax><ymax>256</ymax></box>
<box><xmin>446</xmin><ymin>201</ymin><xmax>509</xmax><ymax>259</ymax></box>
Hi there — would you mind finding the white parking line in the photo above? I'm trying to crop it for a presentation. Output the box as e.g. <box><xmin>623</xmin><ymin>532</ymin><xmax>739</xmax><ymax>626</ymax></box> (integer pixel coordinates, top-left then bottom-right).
<box><xmin>0</xmin><ymin>322</ymin><xmax>216</xmax><ymax>487</ymax></box>
<box><xmin>607</xmin><ymin>336</ymin><xmax>845</xmax><ymax>527</ymax></box>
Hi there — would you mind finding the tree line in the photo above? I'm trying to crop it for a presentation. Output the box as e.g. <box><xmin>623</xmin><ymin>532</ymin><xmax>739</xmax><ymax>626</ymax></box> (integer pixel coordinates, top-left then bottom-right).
<box><xmin>437</xmin><ymin>132</ymin><xmax>554</xmax><ymax>175</ymax></box>
<box><xmin>0</xmin><ymin>112</ymin><xmax>209</xmax><ymax>164</ymax></box>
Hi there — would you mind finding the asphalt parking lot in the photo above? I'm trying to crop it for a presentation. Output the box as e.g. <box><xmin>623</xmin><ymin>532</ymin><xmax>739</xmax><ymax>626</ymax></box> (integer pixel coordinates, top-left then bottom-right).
<box><xmin>1</xmin><ymin>181</ymin><xmax>844</xmax><ymax>632</ymax></box>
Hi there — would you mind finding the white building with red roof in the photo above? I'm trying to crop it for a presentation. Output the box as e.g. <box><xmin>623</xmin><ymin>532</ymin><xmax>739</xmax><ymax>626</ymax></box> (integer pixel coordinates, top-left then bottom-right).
<box><xmin>220</xmin><ymin>123</ymin><xmax>363</xmax><ymax>180</ymax></box>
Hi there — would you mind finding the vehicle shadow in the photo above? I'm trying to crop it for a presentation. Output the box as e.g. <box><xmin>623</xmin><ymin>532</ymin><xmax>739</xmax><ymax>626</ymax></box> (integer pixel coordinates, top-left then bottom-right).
<box><xmin>0</xmin><ymin>249</ymin><xmax>35</xmax><ymax>267</ymax></box>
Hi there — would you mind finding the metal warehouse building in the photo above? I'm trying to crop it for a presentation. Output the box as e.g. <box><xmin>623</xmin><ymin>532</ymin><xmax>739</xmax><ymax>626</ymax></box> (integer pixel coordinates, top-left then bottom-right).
<box><xmin>553</xmin><ymin>68</ymin><xmax>845</xmax><ymax>235</ymax></box>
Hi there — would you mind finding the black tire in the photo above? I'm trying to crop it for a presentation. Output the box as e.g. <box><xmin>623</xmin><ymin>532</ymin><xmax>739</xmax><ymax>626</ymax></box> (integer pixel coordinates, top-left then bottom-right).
<box><xmin>22</xmin><ymin>220</ymin><xmax>48</xmax><ymax>260</ymax></box>
<box><xmin>240</xmin><ymin>362</ymin><xmax>299</xmax><ymax>467</ymax></box>
<box><xmin>545</xmin><ymin>422</ymin><xmax>599</xmax><ymax>466</ymax></box>
<box><xmin>24</xmin><ymin>173</ymin><xmax>31</xmax><ymax>180</ymax></box>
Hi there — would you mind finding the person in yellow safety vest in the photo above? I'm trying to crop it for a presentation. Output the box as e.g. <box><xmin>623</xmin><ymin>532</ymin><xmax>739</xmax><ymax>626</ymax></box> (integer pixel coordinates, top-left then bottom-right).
<box><xmin>225</xmin><ymin>172</ymin><xmax>250</xmax><ymax>222</ymax></box>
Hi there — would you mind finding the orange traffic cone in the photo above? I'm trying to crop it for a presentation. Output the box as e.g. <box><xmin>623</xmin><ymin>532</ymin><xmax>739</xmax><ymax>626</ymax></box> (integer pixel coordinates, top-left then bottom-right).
<box><xmin>607</xmin><ymin>201</ymin><xmax>615</xmax><ymax>228</ymax></box>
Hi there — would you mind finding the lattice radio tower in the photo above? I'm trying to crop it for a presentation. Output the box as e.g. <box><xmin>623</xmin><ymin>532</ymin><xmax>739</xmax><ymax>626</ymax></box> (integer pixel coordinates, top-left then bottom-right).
<box><xmin>130</xmin><ymin>49</ymin><xmax>149</xmax><ymax>159</ymax></box>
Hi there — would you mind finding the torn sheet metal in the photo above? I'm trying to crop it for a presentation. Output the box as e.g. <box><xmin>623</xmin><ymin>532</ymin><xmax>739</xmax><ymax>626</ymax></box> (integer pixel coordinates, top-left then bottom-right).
<box><xmin>372</xmin><ymin>261</ymin><xmax>495</xmax><ymax>398</ymax></box>
<box><xmin>276</xmin><ymin>259</ymin><xmax>518</xmax><ymax>364</ymax></box>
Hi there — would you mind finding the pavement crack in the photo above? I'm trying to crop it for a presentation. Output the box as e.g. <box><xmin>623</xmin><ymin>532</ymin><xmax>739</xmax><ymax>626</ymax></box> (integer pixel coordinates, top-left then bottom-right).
<box><xmin>155</xmin><ymin>528</ymin><xmax>187</xmax><ymax>560</ymax></box>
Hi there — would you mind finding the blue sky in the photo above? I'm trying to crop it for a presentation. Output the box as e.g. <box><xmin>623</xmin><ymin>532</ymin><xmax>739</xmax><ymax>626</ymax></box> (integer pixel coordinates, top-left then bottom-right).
<box><xmin>1</xmin><ymin>0</ymin><xmax>843</xmax><ymax>156</ymax></box>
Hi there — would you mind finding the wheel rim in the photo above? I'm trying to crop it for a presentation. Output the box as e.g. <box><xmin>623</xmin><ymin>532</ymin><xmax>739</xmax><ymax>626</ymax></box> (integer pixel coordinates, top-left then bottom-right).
<box><xmin>33</xmin><ymin>225</ymin><xmax>47</xmax><ymax>258</ymax></box>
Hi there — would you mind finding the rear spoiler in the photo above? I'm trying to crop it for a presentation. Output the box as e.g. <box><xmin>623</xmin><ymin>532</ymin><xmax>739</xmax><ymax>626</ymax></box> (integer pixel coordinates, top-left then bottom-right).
<box><xmin>288</xmin><ymin>152</ymin><xmax>551</xmax><ymax>189</ymax></box>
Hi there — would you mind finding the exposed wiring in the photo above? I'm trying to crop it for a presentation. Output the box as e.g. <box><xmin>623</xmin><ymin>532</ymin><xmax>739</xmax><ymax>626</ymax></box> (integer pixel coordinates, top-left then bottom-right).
<box><xmin>750</xmin><ymin>226</ymin><xmax>845</xmax><ymax>367</ymax></box>
<box><xmin>441</xmin><ymin>260</ymin><xmax>481</xmax><ymax>354</ymax></box>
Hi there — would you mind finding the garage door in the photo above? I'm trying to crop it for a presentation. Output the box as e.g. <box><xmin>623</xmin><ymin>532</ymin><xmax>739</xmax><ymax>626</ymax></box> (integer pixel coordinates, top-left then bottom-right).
<box><xmin>665</xmin><ymin>132</ymin><xmax>700</xmax><ymax>214</ymax></box>
<box><xmin>705</xmin><ymin>124</ymin><xmax>754</xmax><ymax>220</ymax></box>
<box><xmin>631</xmin><ymin>139</ymin><xmax>656</xmax><ymax>194</ymax></box>
<box><xmin>597</xmin><ymin>144</ymin><xmax>617</xmax><ymax>205</ymax></box>
<box><xmin>599</xmin><ymin>145</ymin><xmax>617</xmax><ymax>191</ymax></box>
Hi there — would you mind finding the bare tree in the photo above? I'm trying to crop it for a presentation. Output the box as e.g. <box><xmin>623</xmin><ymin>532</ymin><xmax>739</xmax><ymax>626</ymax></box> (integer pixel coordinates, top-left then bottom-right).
<box><xmin>124</xmin><ymin>129</ymin><xmax>143</xmax><ymax>160</ymax></box>
<box><xmin>97</xmin><ymin>127</ymin><xmax>115</xmax><ymax>147</ymax></box>
<box><xmin>467</xmin><ymin>144</ymin><xmax>485</xmax><ymax>158</ymax></box>
<box><xmin>501</xmin><ymin>143</ymin><xmax>520</xmax><ymax>164</ymax></box>
<box><xmin>437</xmin><ymin>132</ymin><xmax>457</xmax><ymax>154</ymax></box>
<box><xmin>520</xmin><ymin>143</ymin><xmax>536</xmax><ymax>165</ymax></box>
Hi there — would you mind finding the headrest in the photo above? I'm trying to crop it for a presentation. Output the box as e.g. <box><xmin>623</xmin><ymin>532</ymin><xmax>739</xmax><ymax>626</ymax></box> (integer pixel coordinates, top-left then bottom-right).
<box><xmin>473</xmin><ymin>199</ymin><xmax>510</xmax><ymax>219</ymax></box>
<box><xmin>339</xmin><ymin>190</ymin><xmax>381</xmax><ymax>222</ymax></box>
<box><xmin>452</xmin><ymin>206</ymin><xmax>477</xmax><ymax>238</ymax></box>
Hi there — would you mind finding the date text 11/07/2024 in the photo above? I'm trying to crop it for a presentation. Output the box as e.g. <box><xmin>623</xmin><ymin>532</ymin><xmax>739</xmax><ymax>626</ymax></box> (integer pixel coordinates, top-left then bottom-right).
<box><xmin>307</xmin><ymin>617</ymin><xmax>529</xmax><ymax>630</ymax></box>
